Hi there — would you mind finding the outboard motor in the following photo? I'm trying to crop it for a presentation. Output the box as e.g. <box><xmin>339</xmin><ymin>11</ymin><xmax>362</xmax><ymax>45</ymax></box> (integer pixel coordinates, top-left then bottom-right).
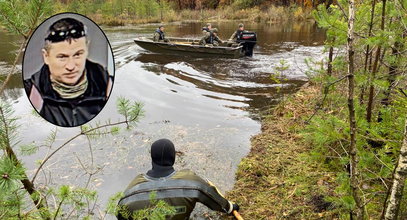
<box><xmin>237</xmin><ymin>31</ymin><xmax>257</xmax><ymax>56</ymax></box>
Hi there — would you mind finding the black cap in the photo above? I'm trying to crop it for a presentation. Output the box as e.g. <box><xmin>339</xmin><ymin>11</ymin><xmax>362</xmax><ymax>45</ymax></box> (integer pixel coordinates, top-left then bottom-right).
<box><xmin>151</xmin><ymin>139</ymin><xmax>175</xmax><ymax>166</ymax></box>
<box><xmin>45</xmin><ymin>17</ymin><xmax>86</xmax><ymax>43</ymax></box>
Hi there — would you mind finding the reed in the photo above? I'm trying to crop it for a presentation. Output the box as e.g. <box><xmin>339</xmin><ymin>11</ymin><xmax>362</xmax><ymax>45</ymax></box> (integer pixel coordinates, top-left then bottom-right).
<box><xmin>52</xmin><ymin>1</ymin><xmax>313</xmax><ymax>25</ymax></box>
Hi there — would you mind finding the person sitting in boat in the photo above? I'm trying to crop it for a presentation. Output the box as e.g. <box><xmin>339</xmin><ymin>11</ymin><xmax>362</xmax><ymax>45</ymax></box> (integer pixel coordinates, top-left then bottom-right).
<box><xmin>229</xmin><ymin>23</ymin><xmax>245</xmax><ymax>43</ymax></box>
<box><xmin>153</xmin><ymin>25</ymin><xmax>169</xmax><ymax>42</ymax></box>
<box><xmin>117</xmin><ymin>138</ymin><xmax>240</xmax><ymax>220</ymax></box>
<box><xmin>202</xmin><ymin>22</ymin><xmax>212</xmax><ymax>36</ymax></box>
<box><xmin>200</xmin><ymin>24</ymin><xmax>223</xmax><ymax>46</ymax></box>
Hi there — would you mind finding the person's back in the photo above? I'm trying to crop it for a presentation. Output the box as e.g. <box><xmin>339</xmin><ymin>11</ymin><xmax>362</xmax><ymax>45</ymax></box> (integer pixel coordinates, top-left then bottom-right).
<box><xmin>117</xmin><ymin>139</ymin><xmax>239</xmax><ymax>220</ymax></box>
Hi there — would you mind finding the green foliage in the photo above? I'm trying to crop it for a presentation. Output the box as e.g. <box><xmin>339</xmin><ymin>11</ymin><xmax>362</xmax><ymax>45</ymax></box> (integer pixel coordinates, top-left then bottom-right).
<box><xmin>0</xmin><ymin>96</ymin><xmax>145</xmax><ymax>218</ymax></box>
<box><xmin>52</xmin><ymin>185</ymin><xmax>97</xmax><ymax>219</ymax></box>
<box><xmin>117</xmin><ymin>96</ymin><xmax>144</xmax><ymax>129</ymax></box>
<box><xmin>106</xmin><ymin>191</ymin><xmax>125</xmax><ymax>216</ymax></box>
<box><xmin>0</xmin><ymin>156</ymin><xmax>25</xmax><ymax>191</ymax></box>
<box><xmin>270</xmin><ymin>59</ymin><xmax>290</xmax><ymax>93</ymax></box>
<box><xmin>306</xmin><ymin>0</ymin><xmax>407</xmax><ymax>217</ymax></box>
<box><xmin>232</xmin><ymin>0</ymin><xmax>264</xmax><ymax>9</ymax></box>
<box><xmin>19</xmin><ymin>142</ymin><xmax>38</xmax><ymax>156</ymax></box>
<box><xmin>313</xmin><ymin>4</ymin><xmax>347</xmax><ymax>45</ymax></box>
<box><xmin>0</xmin><ymin>0</ymin><xmax>52</xmax><ymax>38</ymax></box>
<box><xmin>128</xmin><ymin>192</ymin><xmax>176</xmax><ymax>220</ymax></box>
<box><xmin>0</xmin><ymin>1</ymin><xmax>148</xmax><ymax>219</ymax></box>
<box><xmin>0</xmin><ymin>100</ymin><xmax>19</xmax><ymax>150</ymax></box>
<box><xmin>110</xmin><ymin>191</ymin><xmax>176</xmax><ymax>220</ymax></box>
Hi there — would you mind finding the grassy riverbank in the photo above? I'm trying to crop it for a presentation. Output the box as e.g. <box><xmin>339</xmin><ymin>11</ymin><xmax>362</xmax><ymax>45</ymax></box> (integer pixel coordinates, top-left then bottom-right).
<box><xmin>53</xmin><ymin>3</ymin><xmax>313</xmax><ymax>26</ymax></box>
<box><xmin>226</xmin><ymin>83</ymin><xmax>339</xmax><ymax>219</ymax></box>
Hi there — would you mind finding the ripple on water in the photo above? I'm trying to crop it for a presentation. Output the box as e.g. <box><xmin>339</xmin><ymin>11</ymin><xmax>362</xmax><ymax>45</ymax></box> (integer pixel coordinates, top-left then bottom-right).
<box><xmin>1</xmin><ymin>22</ymin><xmax>325</xmax><ymax>219</ymax></box>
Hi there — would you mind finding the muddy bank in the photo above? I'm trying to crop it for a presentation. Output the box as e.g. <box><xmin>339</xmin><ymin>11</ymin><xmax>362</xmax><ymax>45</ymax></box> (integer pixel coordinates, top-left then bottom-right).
<box><xmin>226</xmin><ymin>83</ymin><xmax>338</xmax><ymax>219</ymax></box>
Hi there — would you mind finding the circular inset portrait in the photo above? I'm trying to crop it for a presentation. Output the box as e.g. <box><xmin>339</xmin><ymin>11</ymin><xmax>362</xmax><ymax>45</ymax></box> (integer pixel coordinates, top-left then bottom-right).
<box><xmin>23</xmin><ymin>13</ymin><xmax>114</xmax><ymax>127</ymax></box>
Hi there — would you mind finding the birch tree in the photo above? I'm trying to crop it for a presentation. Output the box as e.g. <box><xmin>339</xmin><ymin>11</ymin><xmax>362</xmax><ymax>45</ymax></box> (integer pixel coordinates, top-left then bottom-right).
<box><xmin>346</xmin><ymin>0</ymin><xmax>364</xmax><ymax>218</ymax></box>
<box><xmin>384</xmin><ymin>119</ymin><xmax>407</xmax><ymax>220</ymax></box>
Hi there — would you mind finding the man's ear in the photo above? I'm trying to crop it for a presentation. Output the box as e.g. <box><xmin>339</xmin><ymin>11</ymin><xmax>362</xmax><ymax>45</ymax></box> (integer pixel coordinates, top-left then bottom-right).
<box><xmin>42</xmin><ymin>49</ymin><xmax>49</xmax><ymax>65</ymax></box>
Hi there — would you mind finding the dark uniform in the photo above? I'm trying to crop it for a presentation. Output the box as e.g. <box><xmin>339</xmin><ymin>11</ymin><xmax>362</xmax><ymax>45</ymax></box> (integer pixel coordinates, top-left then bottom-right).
<box><xmin>118</xmin><ymin>139</ymin><xmax>238</xmax><ymax>220</ymax></box>
<box><xmin>153</xmin><ymin>28</ymin><xmax>168</xmax><ymax>42</ymax></box>
<box><xmin>24</xmin><ymin>60</ymin><xmax>112</xmax><ymax>127</ymax></box>
<box><xmin>229</xmin><ymin>29</ymin><xmax>244</xmax><ymax>42</ymax></box>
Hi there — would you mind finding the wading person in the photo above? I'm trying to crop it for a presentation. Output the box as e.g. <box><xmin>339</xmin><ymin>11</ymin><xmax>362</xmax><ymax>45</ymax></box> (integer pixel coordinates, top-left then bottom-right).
<box><xmin>229</xmin><ymin>23</ymin><xmax>245</xmax><ymax>43</ymax></box>
<box><xmin>118</xmin><ymin>138</ymin><xmax>240</xmax><ymax>220</ymax></box>
<box><xmin>153</xmin><ymin>25</ymin><xmax>169</xmax><ymax>42</ymax></box>
<box><xmin>24</xmin><ymin>17</ymin><xmax>113</xmax><ymax>127</ymax></box>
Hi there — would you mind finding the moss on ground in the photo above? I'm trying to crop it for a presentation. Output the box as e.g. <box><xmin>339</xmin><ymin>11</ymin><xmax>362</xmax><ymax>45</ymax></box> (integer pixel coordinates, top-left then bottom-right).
<box><xmin>226</xmin><ymin>84</ymin><xmax>340</xmax><ymax>219</ymax></box>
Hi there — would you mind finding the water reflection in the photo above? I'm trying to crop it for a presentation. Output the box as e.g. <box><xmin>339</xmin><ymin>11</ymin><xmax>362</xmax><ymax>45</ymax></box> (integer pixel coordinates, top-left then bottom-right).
<box><xmin>0</xmin><ymin>30</ymin><xmax>21</xmax><ymax>64</ymax></box>
<box><xmin>0</xmin><ymin>21</ymin><xmax>325</xmax><ymax>219</ymax></box>
<box><xmin>0</xmin><ymin>74</ymin><xmax>23</xmax><ymax>100</ymax></box>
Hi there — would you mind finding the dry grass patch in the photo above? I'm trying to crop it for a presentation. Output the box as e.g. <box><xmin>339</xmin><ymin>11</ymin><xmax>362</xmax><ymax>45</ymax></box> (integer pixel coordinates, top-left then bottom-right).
<box><xmin>226</xmin><ymin>84</ymin><xmax>340</xmax><ymax>219</ymax></box>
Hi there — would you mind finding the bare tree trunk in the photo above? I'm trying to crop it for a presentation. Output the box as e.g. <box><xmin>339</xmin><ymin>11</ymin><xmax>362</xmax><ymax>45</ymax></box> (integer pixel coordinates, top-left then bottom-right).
<box><xmin>0</xmin><ymin>104</ymin><xmax>50</xmax><ymax>219</ymax></box>
<box><xmin>383</xmin><ymin>119</ymin><xmax>407</xmax><ymax>220</ymax></box>
<box><xmin>159</xmin><ymin>0</ymin><xmax>163</xmax><ymax>21</ymax></box>
<box><xmin>360</xmin><ymin>0</ymin><xmax>377</xmax><ymax>105</ymax></box>
<box><xmin>347</xmin><ymin>0</ymin><xmax>364</xmax><ymax>219</ymax></box>
<box><xmin>327</xmin><ymin>46</ymin><xmax>334</xmax><ymax>77</ymax></box>
<box><xmin>366</xmin><ymin>0</ymin><xmax>387</xmax><ymax>123</ymax></box>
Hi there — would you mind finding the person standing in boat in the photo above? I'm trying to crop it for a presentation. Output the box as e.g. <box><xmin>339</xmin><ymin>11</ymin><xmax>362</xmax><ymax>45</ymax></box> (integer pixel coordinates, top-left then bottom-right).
<box><xmin>117</xmin><ymin>138</ymin><xmax>240</xmax><ymax>219</ymax></box>
<box><xmin>153</xmin><ymin>25</ymin><xmax>169</xmax><ymax>42</ymax></box>
<box><xmin>229</xmin><ymin>23</ymin><xmax>245</xmax><ymax>43</ymax></box>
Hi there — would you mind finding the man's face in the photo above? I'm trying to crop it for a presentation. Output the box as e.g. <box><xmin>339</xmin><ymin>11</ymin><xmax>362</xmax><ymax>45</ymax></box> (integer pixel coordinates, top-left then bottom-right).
<box><xmin>239</xmin><ymin>27</ymin><xmax>244</xmax><ymax>31</ymax></box>
<box><xmin>160</xmin><ymin>27</ymin><xmax>164</xmax><ymax>32</ymax></box>
<box><xmin>43</xmin><ymin>37</ymin><xmax>88</xmax><ymax>85</ymax></box>
<box><xmin>208</xmin><ymin>25</ymin><xmax>212</xmax><ymax>29</ymax></box>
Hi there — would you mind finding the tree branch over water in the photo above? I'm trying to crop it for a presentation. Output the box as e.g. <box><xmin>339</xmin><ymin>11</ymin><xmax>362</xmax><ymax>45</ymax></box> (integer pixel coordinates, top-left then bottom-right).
<box><xmin>31</xmin><ymin>103</ymin><xmax>144</xmax><ymax>184</ymax></box>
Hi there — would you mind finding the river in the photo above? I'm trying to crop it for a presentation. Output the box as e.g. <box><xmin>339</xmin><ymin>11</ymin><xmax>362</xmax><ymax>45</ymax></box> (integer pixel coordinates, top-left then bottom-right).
<box><xmin>0</xmin><ymin>21</ymin><xmax>325</xmax><ymax>219</ymax></box>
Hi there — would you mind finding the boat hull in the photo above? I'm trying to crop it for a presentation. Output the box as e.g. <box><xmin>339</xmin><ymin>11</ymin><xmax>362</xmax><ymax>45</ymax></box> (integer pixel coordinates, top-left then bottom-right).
<box><xmin>134</xmin><ymin>37</ymin><xmax>245</xmax><ymax>58</ymax></box>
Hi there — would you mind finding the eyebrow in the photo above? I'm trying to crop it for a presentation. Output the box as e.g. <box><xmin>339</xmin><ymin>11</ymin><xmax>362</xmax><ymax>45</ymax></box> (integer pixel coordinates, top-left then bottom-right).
<box><xmin>74</xmin><ymin>49</ymin><xmax>85</xmax><ymax>54</ymax></box>
<box><xmin>56</xmin><ymin>49</ymin><xmax>85</xmax><ymax>57</ymax></box>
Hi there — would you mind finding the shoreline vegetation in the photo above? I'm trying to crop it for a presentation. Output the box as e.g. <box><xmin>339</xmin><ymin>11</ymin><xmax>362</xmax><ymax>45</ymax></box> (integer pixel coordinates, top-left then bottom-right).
<box><xmin>1</xmin><ymin>0</ymin><xmax>406</xmax><ymax>219</ymax></box>
<box><xmin>226</xmin><ymin>84</ymin><xmax>337</xmax><ymax>219</ymax></box>
<box><xmin>53</xmin><ymin>1</ymin><xmax>316</xmax><ymax>25</ymax></box>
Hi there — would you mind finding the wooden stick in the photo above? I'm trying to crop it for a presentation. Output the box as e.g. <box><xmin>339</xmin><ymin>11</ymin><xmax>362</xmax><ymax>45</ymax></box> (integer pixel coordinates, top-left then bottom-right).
<box><xmin>233</xmin><ymin>210</ymin><xmax>244</xmax><ymax>220</ymax></box>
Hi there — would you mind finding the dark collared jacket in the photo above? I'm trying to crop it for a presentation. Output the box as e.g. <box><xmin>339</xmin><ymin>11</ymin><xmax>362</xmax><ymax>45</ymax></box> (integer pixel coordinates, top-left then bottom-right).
<box><xmin>229</xmin><ymin>29</ymin><xmax>244</xmax><ymax>42</ymax></box>
<box><xmin>24</xmin><ymin>59</ymin><xmax>112</xmax><ymax>127</ymax></box>
<box><xmin>154</xmin><ymin>29</ymin><xmax>166</xmax><ymax>41</ymax></box>
<box><xmin>118</xmin><ymin>169</ymin><xmax>232</xmax><ymax>220</ymax></box>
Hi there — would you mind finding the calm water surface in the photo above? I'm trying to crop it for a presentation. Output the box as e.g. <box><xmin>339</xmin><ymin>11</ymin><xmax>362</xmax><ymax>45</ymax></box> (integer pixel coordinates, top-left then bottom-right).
<box><xmin>0</xmin><ymin>21</ymin><xmax>325</xmax><ymax>219</ymax></box>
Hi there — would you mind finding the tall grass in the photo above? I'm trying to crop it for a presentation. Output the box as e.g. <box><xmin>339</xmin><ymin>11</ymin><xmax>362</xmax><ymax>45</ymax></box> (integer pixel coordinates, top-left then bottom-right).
<box><xmin>52</xmin><ymin>0</ymin><xmax>313</xmax><ymax>25</ymax></box>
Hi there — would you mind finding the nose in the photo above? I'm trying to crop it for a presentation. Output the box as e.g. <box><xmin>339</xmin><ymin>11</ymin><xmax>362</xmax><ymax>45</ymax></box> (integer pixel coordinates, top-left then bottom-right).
<box><xmin>65</xmin><ymin>57</ymin><xmax>76</xmax><ymax>71</ymax></box>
